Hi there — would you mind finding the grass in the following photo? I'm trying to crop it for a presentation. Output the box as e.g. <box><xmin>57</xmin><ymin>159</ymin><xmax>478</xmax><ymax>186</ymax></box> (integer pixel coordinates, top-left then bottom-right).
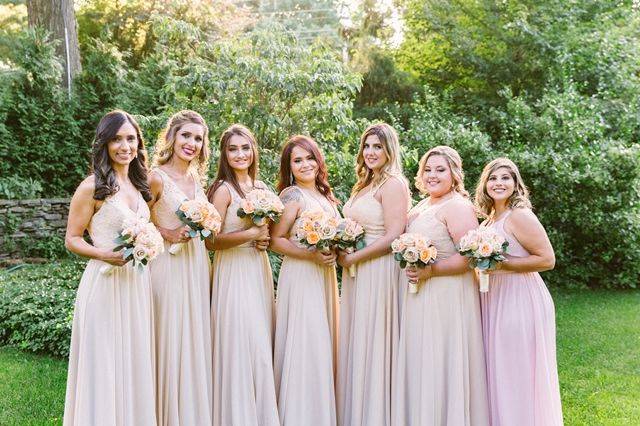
<box><xmin>0</xmin><ymin>347</ymin><xmax>67</xmax><ymax>425</ymax></box>
<box><xmin>0</xmin><ymin>289</ymin><xmax>638</xmax><ymax>425</ymax></box>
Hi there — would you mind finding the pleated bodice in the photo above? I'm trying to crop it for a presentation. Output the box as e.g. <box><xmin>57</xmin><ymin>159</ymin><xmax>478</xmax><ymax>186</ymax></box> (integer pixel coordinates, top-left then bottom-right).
<box><xmin>407</xmin><ymin>196</ymin><xmax>465</xmax><ymax>261</ymax></box>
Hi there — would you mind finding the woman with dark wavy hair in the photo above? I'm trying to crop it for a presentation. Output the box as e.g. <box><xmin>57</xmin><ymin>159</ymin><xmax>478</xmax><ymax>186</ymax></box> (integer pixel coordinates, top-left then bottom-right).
<box><xmin>63</xmin><ymin>110</ymin><xmax>156</xmax><ymax>426</ymax></box>
<box><xmin>270</xmin><ymin>135</ymin><xmax>340</xmax><ymax>425</ymax></box>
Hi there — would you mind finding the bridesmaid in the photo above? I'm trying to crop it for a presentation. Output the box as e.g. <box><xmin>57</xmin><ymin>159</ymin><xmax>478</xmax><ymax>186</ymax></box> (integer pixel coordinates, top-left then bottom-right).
<box><xmin>336</xmin><ymin>123</ymin><xmax>409</xmax><ymax>426</ymax></box>
<box><xmin>475</xmin><ymin>158</ymin><xmax>563</xmax><ymax>426</ymax></box>
<box><xmin>206</xmin><ymin>124</ymin><xmax>279</xmax><ymax>426</ymax></box>
<box><xmin>148</xmin><ymin>110</ymin><xmax>212</xmax><ymax>425</ymax></box>
<box><xmin>271</xmin><ymin>135</ymin><xmax>340</xmax><ymax>426</ymax></box>
<box><xmin>392</xmin><ymin>146</ymin><xmax>489</xmax><ymax>426</ymax></box>
<box><xmin>63</xmin><ymin>110</ymin><xmax>156</xmax><ymax>425</ymax></box>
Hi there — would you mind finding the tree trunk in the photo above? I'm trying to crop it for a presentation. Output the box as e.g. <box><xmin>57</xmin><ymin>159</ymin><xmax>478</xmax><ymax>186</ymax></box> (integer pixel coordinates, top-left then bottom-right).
<box><xmin>27</xmin><ymin>0</ymin><xmax>82</xmax><ymax>90</ymax></box>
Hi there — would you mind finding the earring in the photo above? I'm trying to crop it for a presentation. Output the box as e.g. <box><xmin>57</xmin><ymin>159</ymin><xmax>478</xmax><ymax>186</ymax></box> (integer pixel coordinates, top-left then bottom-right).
<box><xmin>290</xmin><ymin>171</ymin><xmax>294</xmax><ymax>183</ymax></box>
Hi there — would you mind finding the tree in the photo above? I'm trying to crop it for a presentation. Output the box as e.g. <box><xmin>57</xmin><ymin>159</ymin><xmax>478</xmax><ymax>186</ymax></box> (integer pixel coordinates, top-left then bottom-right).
<box><xmin>26</xmin><ymin>0</ymin><xmax>81</xmax><ymax>89</ymax></box>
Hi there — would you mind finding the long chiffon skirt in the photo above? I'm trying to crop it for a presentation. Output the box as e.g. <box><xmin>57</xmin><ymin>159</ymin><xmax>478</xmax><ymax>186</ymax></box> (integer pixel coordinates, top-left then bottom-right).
<box><xmin>64</xmin><ymin>260</ymin><xmax>156</xmax><ymax>426</ymax></box>
<box><xmin>393</xmin><ymin>272</ymin><xmax>489</xmax><ymax>426</ymax></box>
<box><xmin>211</xmin><ymin>247</ymin><xmax>279</xmax><ymax>426</ymax></box>
<box><xmin>337</xmin><ymin>252</ymin><xmax>400</xmax><ymax>426</ymax></box>
<box><xmin>274</xmin><ymin>256</ymin><xmax>339</xmax><ymax>426</ymax></box>
<box><xmin>480</xmin><ymin>272</ymin><xmax>563</xmax><ymax>426</ymax></box>
<box><xmin>150</xmin><ymin>239</ymin><xmax>212</xmax><ymax>425</ymax></box>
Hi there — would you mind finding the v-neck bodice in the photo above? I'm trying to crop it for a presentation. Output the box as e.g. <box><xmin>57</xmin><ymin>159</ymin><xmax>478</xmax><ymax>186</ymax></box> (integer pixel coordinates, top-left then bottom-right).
<box><xmin>150</xmin><ymin>168</ymin><xmax>205</xmax><ymax>229</ymax></box>
<box><xmin>89</xmin><ymin>190</ymin><xmax>149</xmax><ymax>250</ymax></box>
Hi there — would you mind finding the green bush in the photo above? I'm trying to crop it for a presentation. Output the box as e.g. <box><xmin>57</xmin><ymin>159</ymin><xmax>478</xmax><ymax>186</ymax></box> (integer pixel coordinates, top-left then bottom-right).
<box><xmin>0</xmin><ymin>30</ymin><xmax>86</xmax><ymax>197</ymax></box>
<box><xmin>492</xmin><ymin>87</ymin><xmax>640</xmax><ymax>289</ymax></box>
<box><xmin>0</xmin><ymin>261</ymin><xmax>84</xmax><ymax>357</ymax></box>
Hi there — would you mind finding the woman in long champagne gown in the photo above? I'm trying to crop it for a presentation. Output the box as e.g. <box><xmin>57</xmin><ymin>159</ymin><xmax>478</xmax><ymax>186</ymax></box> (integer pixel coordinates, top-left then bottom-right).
<box><xmin>393</xmin><ymin>146</ymin><xmax>489</xmax><ymax>426</ymax></box>
<box><xmin>207</xmin><ymin>124</ymin><xmax>279</xmax><ymax>426</ymax></box>
<box><xmin>64</xmin><ymin>110</ymin><xmax>156</xmax><ymax>426</ymax></box>
<box><xmin>271</xmin><ymin>136</ymin><xmax>340</xmax><ymax>426</ymax></box>
<box><xmin>337</xmin><ymin>123</ymin><xmax>409</xmax><ymax>426</ymax></box>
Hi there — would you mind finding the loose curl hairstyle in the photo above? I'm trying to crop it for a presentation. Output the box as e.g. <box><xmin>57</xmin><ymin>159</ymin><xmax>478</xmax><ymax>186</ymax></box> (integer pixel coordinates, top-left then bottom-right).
<box><xmin>206</xmin><ymin>124</ymin><xmax>259</xmax><ymax>199</ymax></box>
<box><xmin>92</xmin><ymin>110</ymin><xmax>151</xmax><ymax>201</ymax></box>
<box><xmin>277</xmin><ymin>135</ymin><xmax>337</xmax><ymax>204</ymax></box>
<box><xmin>415</xmin><ymin>145</ymin><xmax>469</xmax><ymax>198</ymax></box>
<box><xmin>475</xmin><ymin>157</ymin><xmax>532</xmax><ymax>218</ymax></box>
<box><xmin>152</xmin><ymin>110</ymin><xmax>210</xmax><ymax>185</ymax></box>
<box><xmin>351</xmin><ymin>122</ymin><xmax>406</xmax><ymax>195</ymax></box>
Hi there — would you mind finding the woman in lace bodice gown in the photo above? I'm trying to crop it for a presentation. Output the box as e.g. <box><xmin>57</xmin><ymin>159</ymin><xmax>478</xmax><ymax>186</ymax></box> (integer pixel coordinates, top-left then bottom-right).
<box><xmin>148</xmin><ymin>111</ymin><xmax>213</xmax><ymax>425</ymax></box>
<box><xmin>63</xmin><ymin>110</ymin><xmax>156</xmax><ymax>426</ymax></box>
<box><xmin>393</xmin><ymin>146</ymin><xmax>489</xmax><ymax>426</ymax></box>
<box><xmin>270</xmin><ymin>136</ymin><xmax>340</xmax><ymax>426</ymax></box>
<box><xmin>336</xmin><ymin>123</ymin><xmax>409</xmax><ymax>426</ymax></box>
<box><xmin>206</xmin><ymin>124</ymin><xmax>279</xmax><ymax>426</ymax></box>
<box><xmin>475</xmin><ymin>158</ymin><xmax>563</xmax><ymax>426</ymax></box>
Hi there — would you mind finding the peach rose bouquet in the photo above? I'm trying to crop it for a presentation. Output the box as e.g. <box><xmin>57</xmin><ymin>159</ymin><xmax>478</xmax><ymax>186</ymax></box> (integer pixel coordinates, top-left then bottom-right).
<box><xmin>458</xmin><ymin>227</ymin><xmax>509</xmax><ymax>292</ymax></box>
<box><xmin>391</xmin><ymin>233</ymin><xmax>438</xmax><ymax>293</ymax></box>
<box><xmin>170</xmin><ymin>199</ymin><xmax>222</xmax><ymax>255</ymax></box>
<box><xmin>334</xmin><ymin>218</ymin><xmax>365</xmax><ymax>277</ymax></box>
<box><xmin>237</xmin><ymin>188</ymin><xmax>284</xmax><ymax>225</ymax></box>
<box><xmin>100</xmin><ymin>216</ymin><xmax>164</xmax><ymax>275</ymax></box>
<box><xmin>294</xmin><ymin>209</ymin><xmax>340</xmax><ymax>253</ymax></box>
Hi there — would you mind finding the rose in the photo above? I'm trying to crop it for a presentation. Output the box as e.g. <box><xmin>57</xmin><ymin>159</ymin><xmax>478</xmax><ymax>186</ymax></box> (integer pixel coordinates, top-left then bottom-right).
<box><xmin>320</xmin><ymin>225</ymin><xmax>337</xmax><ymax>240</ymax></box>
<box><xmin>133</xmin><ymin>245</ymin><xmax>149</xmax><ymax>263</ymax></box>
<box><xmin>479</xmin><ymin>242</ymin><xmax>494</xmax><ymax>257</ymax></box>
<box><xmin>202</xmin><ymin>216</ymin><xmax>221</xmax><ymax>233</ymax></box>
<box><xmin>306</xmin><ymin>231</ymin><xmax>320</xmax><ymax>245</ymax></box>
<box><xmin>241</xmin><ymin>200</ymin><xmax>255</xmax><ymax>214</ymax></box>
<box><xmin>420</xmin><ymin>246</ymin><xmax>437</xmax><ymax>263</ymax></box>
<box><xmin>403</xmin><ymin>247</ymin><xmax>420</xmax><ymax>263</ymax></box>
<box><xmin>391</xmin><ymin>239</ymin><xmax>406</xmax><ymax>253</ymax></box>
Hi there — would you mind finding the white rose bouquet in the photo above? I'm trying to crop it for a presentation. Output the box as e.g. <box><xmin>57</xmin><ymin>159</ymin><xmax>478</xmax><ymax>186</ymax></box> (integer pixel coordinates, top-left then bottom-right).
<box><xmin>333</xmin><ymin>218</ymin><xmax>366</xmax><ymax>277</ymax></box>
<box><xmin>237</xmin><ymin>188</ymin><xmax>284</xmax><ymax>225</ymax></box>
<box><xmin>391</xmin><ymin>233</ymin><xmax>438</xmax><ymax>293</ymax></box>
<box><xmin>100</xmin><ymin>216</ymin><xmax>164</xmax><ymax>275</ymax></box>
<box><xmin>458</xmin><ymin>227</ymin><xmax>509</xmax><ymax>292</ymax></box>
<box><xmin>169</xmin><ymin>199</ymin><xmax>222</xmax><ymax>255</ymax></box>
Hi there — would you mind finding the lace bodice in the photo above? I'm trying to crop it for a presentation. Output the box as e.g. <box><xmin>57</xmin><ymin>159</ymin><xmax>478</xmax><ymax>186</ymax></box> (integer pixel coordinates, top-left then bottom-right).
<box><xmin>488</xmin><ymin>210</ymin><xmax>529</xmax><ymax>258</ymax></box>
<box><xmin>88</xmin><ymin>191</ymin><xmax>150</xmax><ymax>250</ymax></box>
<box><xmin>285</xmin><ymin>186</ymin><xmax>340</xmax><ymax>247</ymax></box>
<box><xmin>150</xmin><ymin>168</ymin><xmax>206</xmax><ymax>229</ymax></box>
<box><xmin>406</xmin><ymin>195</ymin><xmax>471</xmax><ymax>261</ymax></box>
<box><xmin>220</xmin><ymin>181</ymin><xmax>269</xmax><ymax>248</ymax></box>
<box><xmin>343</xmin><ymin>178</ymin><xmax>395</xmax><ymax>244</ymax></box>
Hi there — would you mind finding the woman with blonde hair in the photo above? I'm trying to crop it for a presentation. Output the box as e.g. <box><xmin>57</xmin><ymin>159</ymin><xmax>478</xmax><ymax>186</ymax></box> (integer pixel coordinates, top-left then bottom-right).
<box><xmin>206</xmin><ymin>124</ymin><xmax>279</xmax><ymax>426</ymax></box>
<box><xmin>392</xmin><ymin>145</ymin><xmax>489</xmax><ymax>426</ymax></box>
<box><xmin>147</xmin><ymin>110</ymin><xmax>213</xmax><ymax>425</ymax></box>
<box><xmin>475</xmin><ymin>158</ymin><xmax>563</xmax><ymax>426</ymax></box>
<box><xmin>337</xmin><ymin>122</ymin><xmax>410</xmax><ymax>426</ymax></box>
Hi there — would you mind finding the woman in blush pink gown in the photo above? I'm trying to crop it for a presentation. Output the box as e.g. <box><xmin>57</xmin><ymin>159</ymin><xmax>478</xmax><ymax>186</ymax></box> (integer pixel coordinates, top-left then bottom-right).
<box><xmin>475</xmin><ymin>158</ymin><xmax>563</xmax><ymax>426</ymax></box>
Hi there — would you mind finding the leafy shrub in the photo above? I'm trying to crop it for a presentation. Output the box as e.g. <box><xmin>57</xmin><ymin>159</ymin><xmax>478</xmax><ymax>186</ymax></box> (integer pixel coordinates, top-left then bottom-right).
<box><xmin>0</xmin><ymin>261</ymin><xmax>84</xmax><ymax>357</ymax></box>
<box><xmin>492</xmin><ymin>87</ymin><xmax>640</xmax><ymax>289</ymax></box>
<box><xmin>0</xmin><ymin>176</ymin><xmax>43</xmax><ymax>199</ymax></box>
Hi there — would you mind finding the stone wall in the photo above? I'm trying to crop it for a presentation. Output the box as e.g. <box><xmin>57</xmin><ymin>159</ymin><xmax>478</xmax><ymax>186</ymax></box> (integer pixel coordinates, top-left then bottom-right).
<box><xmin>0</xmin><ymin>198</ymin><xmax>70</xmax><ymax>258</ymax></box>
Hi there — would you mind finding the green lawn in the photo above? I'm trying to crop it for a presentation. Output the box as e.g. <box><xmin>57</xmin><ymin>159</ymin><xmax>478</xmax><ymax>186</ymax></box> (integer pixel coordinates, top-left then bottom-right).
<box><xmin>0</xmin><ymin>289</ymin><xmax>638</xmax><ymax>425</ymax></box>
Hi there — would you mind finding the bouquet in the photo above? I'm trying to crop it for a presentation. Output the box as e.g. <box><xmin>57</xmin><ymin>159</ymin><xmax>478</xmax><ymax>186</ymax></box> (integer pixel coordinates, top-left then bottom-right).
<box><xmin>294</xmin><ymin>209</ymin><xmax>340</xmax><ymax>252</ymax></box>
<box><xmin>169</xmin><ymin>199</ymin><xmax>222</xmax><ymax>255</ymax></box>
<box><xmin>391</xmin><ymin>233</ymin><xmax>438</xmax><ymax>293</ymax></box>
<box><xmin>458</xmin><ymin>227</ymin><xmax>509</xmax><ymax>292</ymax></box>
<box><xmin>333</xmin><ymin>218</ymin><xmax>366</xmax><ymax>277</ymax></box>
<box><xmin>100</xmin><ymin>216</ymin><xmax>164</xmax><ymax>275</ymax></box>
<box><xmin>237</xmin><ymin>188</ymin><xmax>284</xmax><ymax>225</ymax></box>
